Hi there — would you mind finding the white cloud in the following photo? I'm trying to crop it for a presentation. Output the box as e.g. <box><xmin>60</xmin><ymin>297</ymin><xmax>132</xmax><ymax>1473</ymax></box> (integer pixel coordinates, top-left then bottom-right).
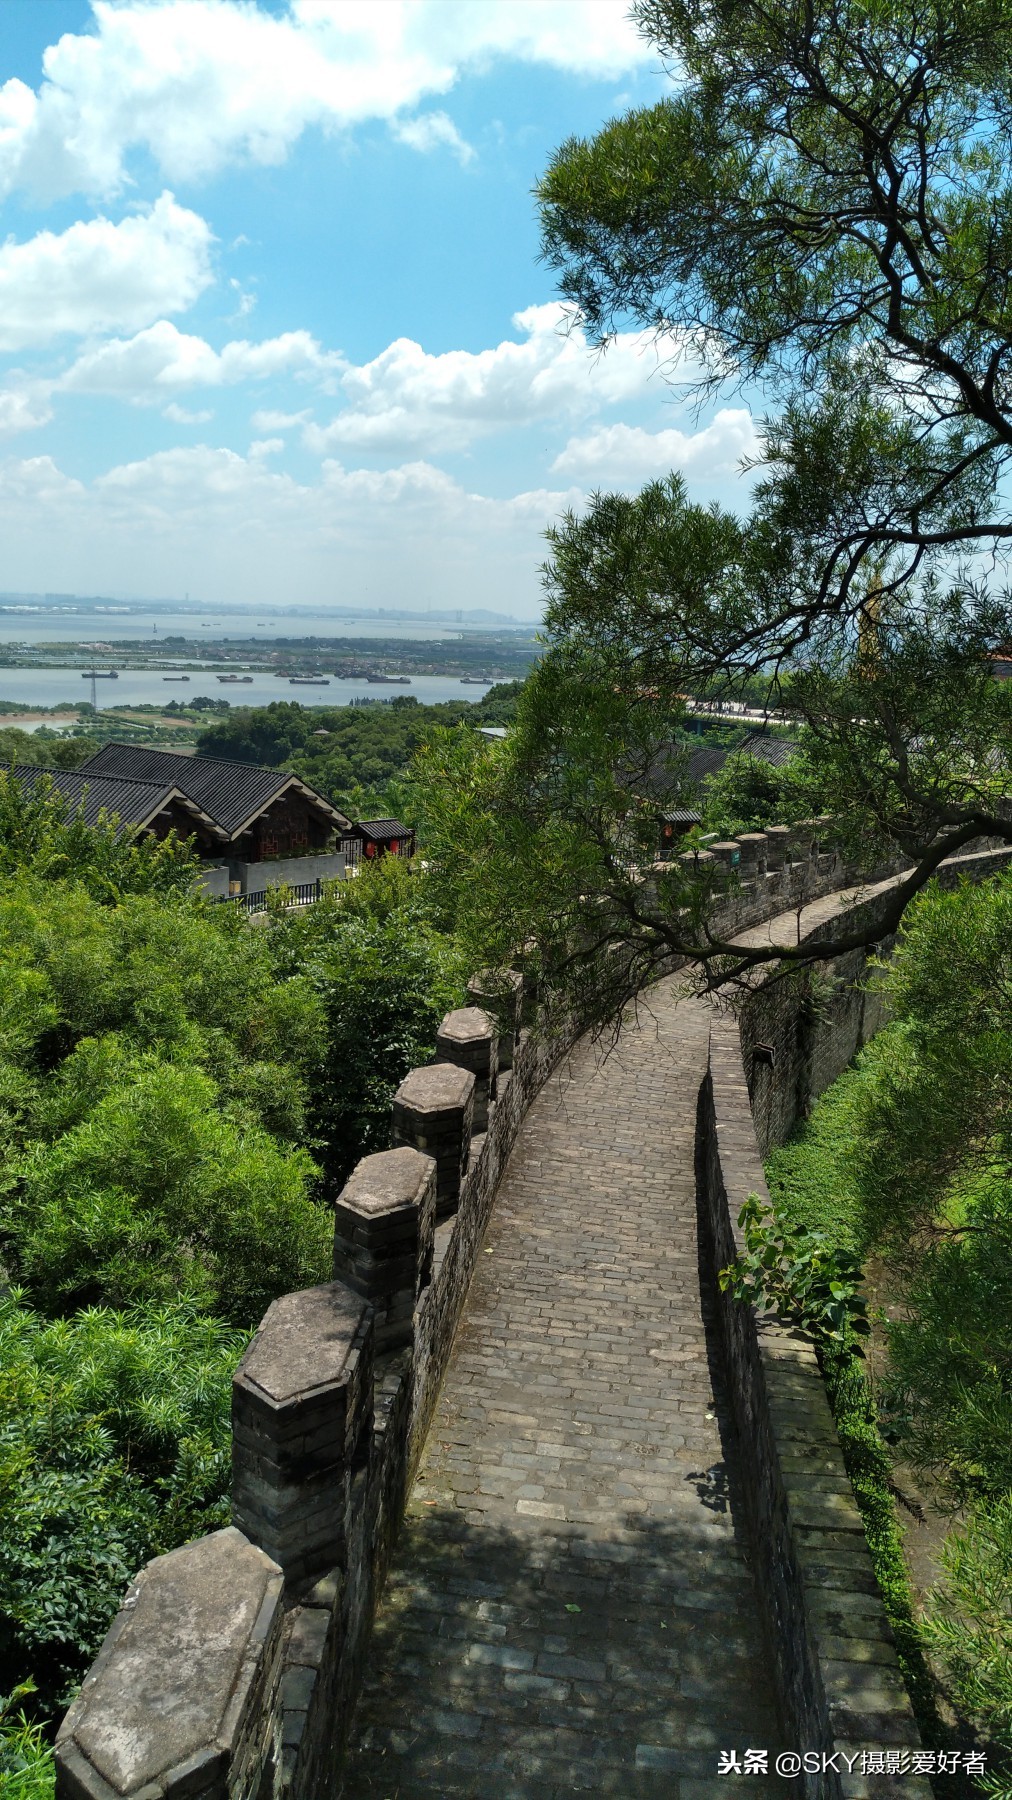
<box><xmin>305</xmin><ymin>302</ymin><xmax>690</xmax><ymax>455</ymax></box>
<box><xmin>251</xmin><ymin>407</ymin><xmax>312</xmax><ymax>431</ymax></box>
<box><xmin>0</xmin><ymin>382</ymin><xmax>53</xmax><ymax>437</ymax></box>
<box><xmin>59</xmin><ymin>321</ymin><xmax>343</xmax><ymax>401</ymax></box>
<box><xmin>163</xmin><ymin>402</ymin><xmax>212</xmax><ymax>423</ymax></box>
<box><xmin>0</xmin><ymin>193</ymin><xmax>212</xmax><ymax>351</ymax></box>
<box><xmin>0</xmin><ymin>442</ymin><xmax>581</xmax><ymax>610</ymax></box>
<box><xmin>0</xmin><ymin>0</ymin><xmax>650</xmax><ymax>201</ymax></box>
<box><xmin>392</xmin><ymin>111</ymin><xmax>474</xmax><ymax>165</ymax></box>
<box><xmin>551</xmin><ymin>411</ymin><xmax>760</xmax><ymax>484</ymax></box>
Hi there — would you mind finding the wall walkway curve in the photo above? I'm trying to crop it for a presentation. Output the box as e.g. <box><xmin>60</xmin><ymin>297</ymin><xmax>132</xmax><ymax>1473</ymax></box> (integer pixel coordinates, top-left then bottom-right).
<box><xmin>54</xmin><ymin>842</ymin><xmax>1012</xmax><ymax>1800</ymax></box>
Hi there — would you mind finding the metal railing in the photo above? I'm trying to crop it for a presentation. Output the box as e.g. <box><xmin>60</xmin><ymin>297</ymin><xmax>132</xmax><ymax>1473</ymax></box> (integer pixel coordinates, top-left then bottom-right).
<box><xmin>214</xmin><ymin>878</ymin><xmax>326</xmax><ymax>915</ymax></box>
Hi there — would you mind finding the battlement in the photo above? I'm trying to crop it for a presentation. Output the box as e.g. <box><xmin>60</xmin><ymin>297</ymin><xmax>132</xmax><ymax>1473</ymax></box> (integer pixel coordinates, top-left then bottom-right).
<box><xmin>54</xmin><ymin>830</ymin><xmax>1012</xmax><ymax>1800</ymax></box>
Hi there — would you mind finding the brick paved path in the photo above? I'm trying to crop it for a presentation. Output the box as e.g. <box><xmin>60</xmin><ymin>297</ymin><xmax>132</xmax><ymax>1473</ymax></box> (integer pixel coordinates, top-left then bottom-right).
<box><xmin>341</xmin><ymin>978</ymin><xmax>778</xmax><ymax>1798</ymax></box>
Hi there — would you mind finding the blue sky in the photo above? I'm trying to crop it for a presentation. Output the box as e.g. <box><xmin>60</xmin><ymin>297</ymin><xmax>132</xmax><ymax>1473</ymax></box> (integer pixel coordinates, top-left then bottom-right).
<box><xmin>0</xmin><ymin>2</ymin><xmax>759</xmax><ymax>617</ymax></box>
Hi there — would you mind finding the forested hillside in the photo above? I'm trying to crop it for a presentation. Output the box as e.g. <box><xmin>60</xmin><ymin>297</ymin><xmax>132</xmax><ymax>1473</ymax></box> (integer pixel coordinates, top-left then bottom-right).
<box><xmin>194</xmin><ymin>685</ymin><xmax>523</xmax><ymax>821</ymax></box>
<box><xmin>0</xmin><ymin>785</ymin><xmax>463</xmax><ymax>1761</ymax></box>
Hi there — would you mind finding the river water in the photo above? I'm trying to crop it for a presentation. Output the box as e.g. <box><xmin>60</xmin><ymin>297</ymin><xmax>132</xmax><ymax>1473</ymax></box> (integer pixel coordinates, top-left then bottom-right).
<box><xmin>0</xmin><ymin>608</ymin><xmax>522</xmax><ymax>645</ymax></box>
<box><xmin>0</xmin><ymin>666</ymin><xmax>498</xmax><ymax>715</ymax></box>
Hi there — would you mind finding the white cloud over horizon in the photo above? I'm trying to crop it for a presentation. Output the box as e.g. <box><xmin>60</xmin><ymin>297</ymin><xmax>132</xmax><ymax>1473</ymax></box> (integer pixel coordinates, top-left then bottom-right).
<box><xmin>0</xmin><ymin>193</ymin><xmax>213</xmax><ymax>351</ymax></box>
<box><xmin>0</xmin><ymin>0</ymin><xmax>650</xmax><ymax>202</ymax></box>
<box><xmin>305</xmin><ymin>303</ymin><xmax>693</xmax><ymax>455</ymax></box>
<box><xmin>551</xmin><ymin>411</ymin><xmax>760</xmax><ymax>485</ymax></box>
<box><xmin>0</xmin><ymin>443</ymin><xmax>584</xmax><ymax>609</ymax></box>
<box><xmin>59</xmin><ymin>321</ymin><xmax>343</xmax><ymax>399</ymax></box>
<box><xmin>0</xmin><ymin>3</ymin><xmax>760</xmax><ymax>614</ymax></box>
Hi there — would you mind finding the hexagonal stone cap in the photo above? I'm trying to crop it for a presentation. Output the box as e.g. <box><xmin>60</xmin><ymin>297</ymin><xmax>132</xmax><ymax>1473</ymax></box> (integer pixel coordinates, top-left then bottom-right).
<box><xmin>61</xmin><ymin>1527</ymin><xmax>281</xmax><ymax>1797</ymax></box>
<box><xmin>436</xmin><ymin>1007</ymin><xmax>495</xmax><ymax>1049</ymax></box>
<box><xmin>394</xmin><ymin>1063</ymin><xmax>475</xmax><ymax>1117</ymax></box>
<box><xmin>237</xmin><ymin>1281</ymin><xmax>370</xmax><ymax>1408</ymax></box>
<box><xmin>338</xmin><ymin>1147</ymin><xmax>435</xmax><ymax>1222</ymax></box>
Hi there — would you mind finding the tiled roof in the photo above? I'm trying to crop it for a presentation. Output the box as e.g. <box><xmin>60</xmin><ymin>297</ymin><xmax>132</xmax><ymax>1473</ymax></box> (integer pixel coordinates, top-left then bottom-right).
<box><xmin>737</xmin><ymin>732</ymin><xmax>799</xmax><ymax>768</ymax></box>
<box><xmin>8</xmin><ymin>765</ymin><xmax>222</xmax><ymax>836</ymax></box>
<box><xmin>82</xmin><ymin>743</ymin><xmax>348</xmax><ymax>838</ymax></box>
<box><xmin>351</xmin><ymin>818</ymin><xmax>412</xmax><ymax>842</ymax></box>
<box><xmin>686</xmin><ymin>746</ymin><xmax>729</xmax><ymax>782</ymax></box>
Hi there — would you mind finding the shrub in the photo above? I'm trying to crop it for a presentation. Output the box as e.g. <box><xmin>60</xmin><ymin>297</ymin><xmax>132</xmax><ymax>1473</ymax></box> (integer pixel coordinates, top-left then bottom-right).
<box><xmin>5</xmin><ymin>1059</ymin><xmax>329</xmax><ymax>1326</ymax></box>
<box><xmin>718</xmin><ymin>1195</ymin><xmax>869</xmax><ymax>1352</ymax></box>
<box><xmin>0</xmin><ymin>1298</ymin><xmax>247</xmax><ymax>1718</ymax></box>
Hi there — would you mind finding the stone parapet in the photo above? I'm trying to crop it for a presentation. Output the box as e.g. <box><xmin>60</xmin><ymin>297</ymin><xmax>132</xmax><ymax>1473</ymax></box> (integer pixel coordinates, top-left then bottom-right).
<box><xmin>466</xmin><ymin>969</ymin><xmax>523</xmax><ymax>1069</ymax></box>
<box><xmin>736</xmin><ymin>830</ymin><xmax>768</xmax><ymax>877</ymax></box>
<box><xmin>700</xmin><ymin>1021</ymin><xmax>930</xmax><ymax>1800</ymax></box>
<box><xmin>61</xmin><ymin>846</ymin><xmax>1012</xmax><ymax>1800</ymax></box>
<box><xmin>55</xmin><ymin>1528</ymin><xmax>283</xmax><ymax>1800</ymax></box>
<box><xmin>333</xmin><ymin>1148</ymin><xmax>436</xmax><ymax>1353</ymax></box>
<box><xmin>434</xmin><ymin>1006</ymin><xmax>498</xmax><ymax>1132</ymax></box>
<box><xmin>763</xmin><ymin>824</ymin><xmax>791</xmax><ymax>870</ymax></box>
<box><xmin>391</xmin><ymin>1062</ymin><xmax>474</xmax><ymax>1218</ymax></box>
<box><xmin>708</xmin><ymin>839</ymin><xmax>742</xmax><ymax>874</ymax></box>
<box><xmin>232</xmin><ymin>1283</ymin><xmax>373</xmax><ymax>1590</ymax></box>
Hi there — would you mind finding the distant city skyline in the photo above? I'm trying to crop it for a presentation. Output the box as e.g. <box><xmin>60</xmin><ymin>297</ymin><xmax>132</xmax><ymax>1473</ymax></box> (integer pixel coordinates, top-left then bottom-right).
<box><xmin>0</xmin><ymin>2</ymin><xmax>760</xmax><ymax>616</ymax></box>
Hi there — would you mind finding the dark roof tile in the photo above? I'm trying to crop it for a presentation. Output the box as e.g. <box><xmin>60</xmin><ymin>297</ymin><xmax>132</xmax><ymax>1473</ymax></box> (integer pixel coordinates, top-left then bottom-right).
<box><xmin>82</xmin><ymin>743</ymin><xmax>347</xmax><ymax>837</ymax></box>
<box><xmin>7</xmin><ymin>765</ymin><xmax>218</xmax><ymax>836</ymax></box>
<box><xmin>351</xmin><ymin>818</ymin><xmax>412</xmax><ymax>842</ymax></box>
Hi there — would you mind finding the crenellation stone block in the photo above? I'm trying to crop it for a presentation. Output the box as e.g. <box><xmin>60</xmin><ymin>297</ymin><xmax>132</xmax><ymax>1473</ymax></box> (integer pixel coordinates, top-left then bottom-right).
<box><xmin>55</xmin><ymin>1528</ymin><xmax>283</xmax><ymax>1800</ymax></box>
<box><xmin>763</xmin><ymin>824</ymin><xmax>791</xmax><ymax>870</ymax></box>
<box><xmin>333</xmin><ymin>1147</ymin><xmax>436</xmax><ymax>1351</ymax></box>
<box><xmin>708</xmin><ymin>840</ymin><xmax>742</xmax><ymax>877</ymax></box>
<box><xmin>391</xmin><ymin>1062</ymin><xmax>474</xmax><ymax>1219</ymax></box>
<box><xmin>232</xmin><ymin>1283</ymin><xmax>373</xmax><ymax>1584</ymax></box>
<box><xmin>434</xmin><ymin>1006</ymin><xmax>498</xmax><ymax>1131</ymax></box>
<box><xmin>466</xmin><ymin>969</ymin><xmax>523</xmax><ymax>1068</ymax></box>
<box><xmin>737</xmin><ymin>831</ymin><xmax>768</xmax><ymax>877</ymax></box>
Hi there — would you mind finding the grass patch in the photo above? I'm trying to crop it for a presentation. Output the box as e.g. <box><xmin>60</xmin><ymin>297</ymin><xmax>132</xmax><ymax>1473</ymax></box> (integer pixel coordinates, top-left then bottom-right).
<box><xmin>763</xmin><ymin>1051</ymin><xmax>878</xmax><ymax>1252</ymax></box>
<box><xmin>822</xmin><ymin>1346</ymin><xmax>940</xmax><ymax>1736</ymax></box>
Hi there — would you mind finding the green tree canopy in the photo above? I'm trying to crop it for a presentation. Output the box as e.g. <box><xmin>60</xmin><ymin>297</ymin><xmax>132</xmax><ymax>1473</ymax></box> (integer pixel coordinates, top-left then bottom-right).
<box><xmin>0</xmin><ymin>1298</ymin><xmax>245</xmax><ymax>1716</ymax></box>
<box><xmin>420</xmin><ymin>0</ymin><xmax>1012</xmax><ymax>1001</ymax></box>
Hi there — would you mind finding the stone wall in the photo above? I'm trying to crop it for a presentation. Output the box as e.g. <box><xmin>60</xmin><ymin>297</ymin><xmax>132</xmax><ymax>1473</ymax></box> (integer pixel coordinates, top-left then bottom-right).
<box><xmin>54</xmin><ymin>973</ymin><xmax>576</xmax><ymax>1800</ymax></box>
<box><xmin>231</xmin><ymin>851</ymin><xmax>347</xmax><ymax>893</ymax></box>
<box><xmin>54</xmin><ymin>832</ymin><xmax>1012</xmax><ymax>1800</ymax></box>
<box><xmin>697</xmin><ymin>845</ymin><xmax>1012</xmax><ymax>1800</ymax></box>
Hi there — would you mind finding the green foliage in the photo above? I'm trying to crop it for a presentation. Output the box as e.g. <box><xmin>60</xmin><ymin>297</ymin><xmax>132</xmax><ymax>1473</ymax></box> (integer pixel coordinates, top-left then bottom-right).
<box><xmin>718</xmin><ymin>1194</ymin><xmax>869</xmax><ymax>1352</ymax></box>
<box><xmin>0</xmin><ymin>1298</ymin><xmax>245</xmax><ymax>1717</ymax></box>
<box><xmin>539</xmin><ymin>0</ymin><xmax>1012</xmax><ymax>608</ymax></box>
<box><xmin>264</xmin><ymin>857</ymin><xmax>467</xmax><ymax>1186</ymax></box>
<box><xmin>193</xmin><ymin>688</ymin><xmax>525</xmax><ymax>822</ymax></box>
<box><xmin>699</xmin><ymin>741</ymin><xmax>824</xmax><ymax>839</ymax></box>
<box><xmin>410</xmin><ymin>0</ymin><xmax>1012</xmax><ymax>999</ymax></box>
<box><xmin>0</xmin><ymin>773</ymin><xmax>199</xmax><ymax>901</ymax></box>
<box><xmin>0</xmin><ymin>730</ymin><xmax>99</xmax><ymax>771</ymax></box>
<box><xmin>7</xmin><ymin>1060</ymin><xmax>328</xmax><ymax>1325</ymax></box>
<box><xmin>411</xmin><ymin>656</ymin><xmax>713</xmax><ymax>1029</ymax></box>
<box><xmin>0</xmin><ymin>1688</ymin><xmax>54</xmax><ymax>1798</ymax></box>
<box><xmin>882</xmin><ymin>1224</ymin><xmax>1012</xmax><ymax>1510</ymax></box>
<box><xmin>764</xmin><ymin>1050</ymin><xmax>878</xmax><ymax>1252</ymax></box>
<box><xmin>0</xmin><ymin>809</ymin><xmax>461</xmax><ymax>1724</ymax></box>
<box><xmin>0</xmin><ymin>877</ymin><xmax>330</xmax><ymax>1325</ymax></box>
<box><xmin>924</xmin><ymin>1498</ymin><xmax>1012</xmax><ymax>1788</ymax></box>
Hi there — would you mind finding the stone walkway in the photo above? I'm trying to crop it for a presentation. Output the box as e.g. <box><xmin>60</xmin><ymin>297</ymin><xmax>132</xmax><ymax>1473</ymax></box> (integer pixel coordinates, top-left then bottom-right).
<box><xmin>340</xmin><ymin>978</ymin><xmax>778</xmax><ymax>1798</ymax></box>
